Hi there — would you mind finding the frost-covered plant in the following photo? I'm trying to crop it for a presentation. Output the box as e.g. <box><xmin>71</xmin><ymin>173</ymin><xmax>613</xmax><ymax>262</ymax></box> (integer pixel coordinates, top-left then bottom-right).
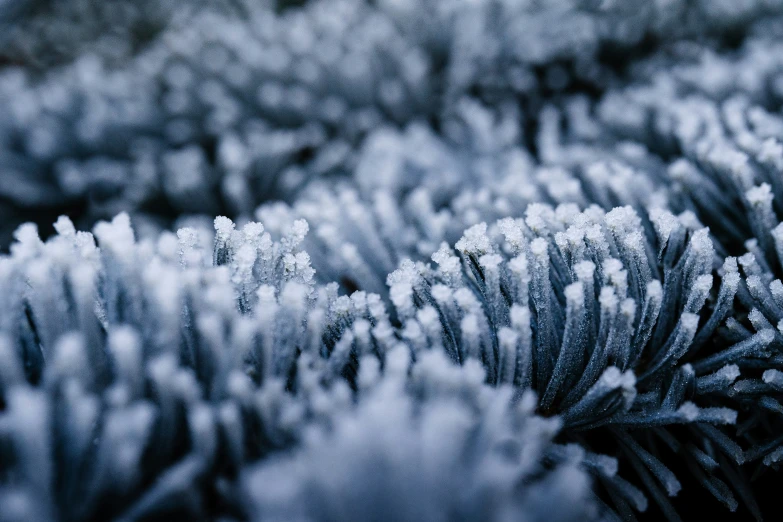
<box><xmin>382</xmin><ymin>202</ymin><xmax>774</xmax><ymax>518</ymax></box>
<box><xmin>585</xmin><ymin>29</ymin><xmax>783</xmax><ymax>474</ymax></box>
<box><xmin>597</xmin><ymin>59</ymin><xmax>783</xmax><ymax>253</ymax></box>
<box><xmin>621</xmin><ymin>100</ymin><xmax>783</xmax><ymax>472</ymax></box>
<box><xmin>242</xmin><ymin>347</ymin><xmax>601</xmax><ymax>522</ymax></box>
<box><xmin>3</xmin><ymin>0</ymin><xmax>783</xmax><ymax>245</ymax></box>
<box><xmin>252</xmin><ymin>102</ymin><xmax>668</xmax><ymax>299</ymax></box>
<box><xmin>0</xmin><ymin>214</ymin><xmax>403</xmax><ymax>521</ymax></box>
<box><xmin>5</xmin><ymin>0</ymin><xmax>783</xmax><ymax>520</ymax></box>
<box><xmin>0</xmin><ymin>0</ymin><xmax>429</xmax><ymax>244</ymax></box>
<box><xmin>0</xmin><ymin>213</ymin><xmax>612</xmax><ymax>522</ymax></box>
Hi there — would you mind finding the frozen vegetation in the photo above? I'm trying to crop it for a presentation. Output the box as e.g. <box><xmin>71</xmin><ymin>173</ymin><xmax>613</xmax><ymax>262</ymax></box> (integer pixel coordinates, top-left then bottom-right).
<box><xmin>2</xmin><ymin>0</ymin><xmax>783</xmax><ymax>520</ymax></box>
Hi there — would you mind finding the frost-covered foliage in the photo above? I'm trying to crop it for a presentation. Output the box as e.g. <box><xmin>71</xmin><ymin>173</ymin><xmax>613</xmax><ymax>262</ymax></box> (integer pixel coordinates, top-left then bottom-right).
<box><xmin>383</xmin><ymin>203</ymin><xmax>775</xmax><ymax>518</ymax></box>
<box><xmin>599</xmin><ymin>59</ymin><xmax>783</xmax><ymax>472</ymax></box>
<box><xmin>0</xmin><ymin>215</ymin><xmax>602</xmax><ymax>521</ymax></box>
<box><xmin>242</xmin><ymin>349</ymin><xmax>598</xmax><ymax>522</ymax></box>
<box><xmin>252</xmin><ymin>98</ymin><xmax>670</xmax><ymax>297</ymax></box>
<box><xmin>5</xmin><ymin>0</ymin><xmax>783</xmax><ymax>520</ymax></box>
<box><xmin>3</xmin><ymin>0</ymin><xmax>783</xmax><ymax>245</ymax></box>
